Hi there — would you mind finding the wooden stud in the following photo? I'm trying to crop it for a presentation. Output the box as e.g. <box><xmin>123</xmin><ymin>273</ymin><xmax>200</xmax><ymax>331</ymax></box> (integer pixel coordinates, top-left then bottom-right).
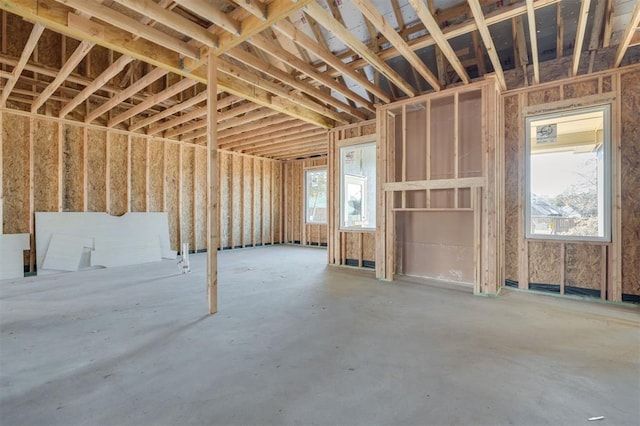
<box><xmin>207</xmin><ymin>52</ymin><xmax>218</xmax><ymax>314</ymax></box>
<box><xmin>559</xmin><ymin>243</ymin><xmax>565</xmax><ymax>294</ymax></box>
<box><xmin>127</xmin><ymin>135</ymin><xmax>132</xmax><ymax>212</ymax></box>
<box><xmin>556</xmin><ymin>2</ymin><xmax>563</xmax><ymax>59</ymax></box>
<box><xmin>601</xmin><ymin>245</ymin><xmax>607</xmax><ymax>300</ymax></box>
<box><xmin>454</xmin><ymin>92</ymin><xmax>459</xmax><ymax>208</ymax></box>
<box><xmin>28</xmin><ymin>118</ymin><xmax>35</xmax><ymax>272</ymax></box>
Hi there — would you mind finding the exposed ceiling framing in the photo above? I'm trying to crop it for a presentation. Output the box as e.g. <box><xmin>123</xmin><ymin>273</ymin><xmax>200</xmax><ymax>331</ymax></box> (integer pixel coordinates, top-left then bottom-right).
<box><xmin>0</xmin><ymin>0</ymin><xmax>638</xmax><ymax>160</ymax></box>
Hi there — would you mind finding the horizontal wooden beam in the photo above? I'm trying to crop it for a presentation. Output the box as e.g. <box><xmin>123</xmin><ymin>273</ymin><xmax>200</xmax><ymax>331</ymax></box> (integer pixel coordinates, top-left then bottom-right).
<box><xmin>384</xmin><ymin>177</ymin><xmax>486</xmax><ymax>191</ymax></box>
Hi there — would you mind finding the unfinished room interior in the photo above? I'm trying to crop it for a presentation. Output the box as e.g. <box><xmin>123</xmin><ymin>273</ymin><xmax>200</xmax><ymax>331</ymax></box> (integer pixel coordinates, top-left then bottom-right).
<box><xmin>1</xmin><ymin>0</ymin><xmax>639</xmax><ymax>424</ymax></box>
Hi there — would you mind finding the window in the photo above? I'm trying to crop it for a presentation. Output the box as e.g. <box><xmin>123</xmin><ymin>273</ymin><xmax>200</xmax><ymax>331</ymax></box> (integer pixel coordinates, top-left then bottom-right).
<box><xmin>340</xmin><ymin>142</ymin><xmax>376</xmax><ymax>230</ymax></box>
<box><xmin>305</xmin><ymin>168</ymin><xmax>327</xmax><ymax>224</ymax></box>
<box><xmin>525</xmin><ymin>105</ymin><xmax>610</xmax><ymax>242</ymax></box>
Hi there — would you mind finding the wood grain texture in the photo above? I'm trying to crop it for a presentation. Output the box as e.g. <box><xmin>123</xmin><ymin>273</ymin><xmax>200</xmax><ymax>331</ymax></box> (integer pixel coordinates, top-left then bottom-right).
<box><xmin>86</xmin><ymin>129</ymin><xmax>107</xmax><ymax>212</ymax></box>
<box><xmin>528</xmin><ymin>241</ymin><xmax>562</xmax><ymax>285</ymax></box>
<box><xmin>2</xmin><ymin>112</ymin><xmax>29</xmax><ymax>233</ymax></box>
<box><xmin>181</xmin><ymin>146</ymin><xmax>194</xmax><ymax>249</ymax></box>
<box><xmin>620</xmin><ymin>69</ymin><xmax>640</xmax><ymax>295</ymax></box>
<box><xmin>503</xmin><ymin>95</ymin><xmax>520</xmax><ymax>282</ymax></box>
<box><xmin>563</xmin><ymin>79</ymin><xmax>598</xmax><ymax>99</ymax></box>
<box><xmin>61</xmin><ymin>124</ymin><xmax>83</xmax><ymax>212</ymax></box>
<box><xmin>147</xmin><ymin>139</ymin><xmax>164</xmax><ymax>212</ymax></box>
<box><xmin>130</xmin><ymin>137</ymin><xmax>146</xmax><ymax>212</ymax></box>
<box><xmin>33</xmin><ymin>118</ymin><xmax>58</xmax><ymax>213</ymax></box>
<box><xmin>565</xmin><ymin>244</ymin><xmax>602</xmax><ymax>290</ymax></box>
<box><xmin>108</xmin><ymin>133</ymin><xmax>128</xmax><ymax>216</ymax></box>
<box><xmin>527</xmin><ymin>87</ymin><xmax>561</xmax><ymax>106</ymax></box>
<box><xmin>195</xmin><ymin>148</ymin><xmax>207</xmax><ymax>251</ymax></box>
<box><xmin>165</xmin><ymin>143</ymin><xmax>180</xmax><ymax>251</ymax></box>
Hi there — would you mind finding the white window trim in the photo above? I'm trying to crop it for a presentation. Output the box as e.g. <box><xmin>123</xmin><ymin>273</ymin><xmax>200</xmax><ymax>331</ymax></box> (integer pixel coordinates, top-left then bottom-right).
<box><xmin>524</xmin><ymin>104</ymin><xmax>612</xmax><ymax>243</ymax></box>
<box><xmin>339</xmin><ymin>140</ymin><xmax>376</xmax><ymax>231</ymax></box>
<box><xmin>304</xmin><ymin>167</ymin><xmax>327</xmax><ymax>225</ymax></box>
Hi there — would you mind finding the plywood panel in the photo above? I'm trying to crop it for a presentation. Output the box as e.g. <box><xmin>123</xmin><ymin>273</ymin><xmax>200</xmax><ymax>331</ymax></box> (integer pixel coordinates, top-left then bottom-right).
<box><xmin>362</xmin><ymin>232</ymin><xmax>375</xmax><ymax>263</ymax></box>
<box><xmin>273</xmin><ymin>161</ymin><xmax>282</xmax><ymax>243</ymax></box>
<box><xmin>503</xmin><ymin>94</ymin><xmax>521</xmax><ymax>282</ymax></box>
<box><xmin>565</xmin><ymin>244</ymin><xmax>602</xmax><ymax>290</ymax></box>
<box><xmin>620</xmin><ymin>70</ymin><xmax>640</xmax><ymax>296</ymax></box>
<box><xmin>148</xmin><ymin>139</ymin><xmax>164</xmax><ymax>212</ymax></box>
<box><xmin>61</xmin><ymin>124</ymin><xmax>83</xmax><ymax>212</ymax></box>
<box><xmin>130</xmin><ymin>137</ymin><xmax>146</xmax><ymax>212</ymax></box>
<box><xmin>195</xmin><ymin>148</ymin><xmax>207</xmax><ymax>251</ymax></box>
<box><xmin>528</xmin><ymin>241</ymin><xmax>562</xmax><ymax>284</ymax></box>
<box><xmin>243</xmin><ymin>156</ymin><xmax>253</xmax><ymax>246</ymax></box>
<box><xmin>220</xmin><ymin>151</ymin><xmax>230</xmax><ymax>248</ymax></box>
<box><xmin>165</xmin><ymin>143</ymin><xmax>180</xmax><ymax>251</ymax></box>
<box><xmin>527</xmin><ymin>87</ymin><xmax>561</xmax><ymax>106</ymax></box>
<box><xmin>345</xmin><ymin>232</ymin><xmax>359</xmax><ymax>261</ymax></box>
<box><xmin>231</xmin><ymin>154</ymin><xmax>242</xmax><ymax>248</ymax></box>
<box><xmin>263</xmin><ymin>160</ymin><xmax>272</xmax><ymax>244</ymax></box>
<box><xmin>253</xmin><ymin>159</ymin><xmax>263</xmax><ymax>245</ymax></box>
<box><xmin>87</xmin><ymin>129</ymin><xmax>106</xmax><ymax>212</ymax></box>
<box><xmin>396</xmin><ymin>211</ymin><xmax>474</xmax><ymax>283</ymax></box>
<box><xmin>33</xmin><ymin>119</ymin><xmax>58</xmax><ymax>213</ymax></box>
<box><xmin>181</xmin><ymin>146</ymin><xmax>194</xmax><ymax>249</ymax></box>
<box><xmin>108</xmin><ymin>133</ymin><xmax>128</xmax><ymax>216</ymax></box>
<box><xmin>563</xmin><ymin>79</ymin><xmax>598</xmax><ymax>99</ymax></box>
<box><xmin>2</xmin><ymin>113</ymin><xmax>29</xmax><ymax>233</ymax></box>
<box><xmin>458</xmin><ymin>90</ymin><xmax>483</xmax><ymax>178</ymax></box>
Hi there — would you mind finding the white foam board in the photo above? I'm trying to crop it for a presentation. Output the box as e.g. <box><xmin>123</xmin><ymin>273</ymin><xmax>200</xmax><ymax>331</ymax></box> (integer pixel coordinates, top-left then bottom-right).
<box><xmin>91</xmin><ymin>236</ymin><xmax>161</xmax><ymax>268</ymax></box>
<box><xmin>35</xmin><ymin>212</ymin><xmax>175</xmax><ymax>273</ymax></box>
<box><xmin>0</xmin><ymin>233</ymin><xmax>30</xmax><ymax>280</ymax></box>
<box><xmin>41</xmin><ymin>233</ymin><xmax>94</xmax><ymax>272</ymax></box>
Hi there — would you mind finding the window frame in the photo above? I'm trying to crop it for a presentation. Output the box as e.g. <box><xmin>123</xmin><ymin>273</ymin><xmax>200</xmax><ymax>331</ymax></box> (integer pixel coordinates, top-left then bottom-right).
<box><xmin>524</xmin><ymin>104</ymin><xmax>612</xmax><ymax>243</ymax></box>
<box><xmin>304</xmin><ymin>166</ymin><xmax>328</xmax><ymax>225</ymax></box>
<box><xmin>339</xmin><ymin>140</ymin><xmax>377</xmax><ymax>231</ymax></box>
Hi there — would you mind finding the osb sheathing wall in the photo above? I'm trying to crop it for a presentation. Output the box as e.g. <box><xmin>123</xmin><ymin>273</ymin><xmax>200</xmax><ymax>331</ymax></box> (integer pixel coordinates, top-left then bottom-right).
<box><xmin>328</xmin><ymin>120</ymin><xmax>377</xmax><ymax>269</ymax></box>
<box><xmin>0</xmin><ymin>110</ymin><xmax>282</xmax><ymax>272</ymax></box>
<box><xmin>283</xmin><ymin>157</ymin><xmax>328</xmax><ymax>247</ymax></box>
<box><xmin>503</xmin><ymin>65</ymin><xmax>640</xmax><ymax>301</ymax></box>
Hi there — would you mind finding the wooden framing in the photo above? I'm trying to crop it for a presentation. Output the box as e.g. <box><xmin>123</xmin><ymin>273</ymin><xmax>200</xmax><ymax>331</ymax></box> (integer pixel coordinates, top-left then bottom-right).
<box><xmin>572</xmin><ymin>0</ymin><xmax>592</xmax><ymax>76</ymax></box>
<box><xmin>207</xmin><ymin>52</ymin><xmax>218</xmax><ymax>314</ymax></box>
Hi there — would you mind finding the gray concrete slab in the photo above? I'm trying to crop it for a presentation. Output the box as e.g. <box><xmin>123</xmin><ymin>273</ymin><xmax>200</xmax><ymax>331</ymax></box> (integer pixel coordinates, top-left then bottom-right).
<box><xmin>1</xmin><ymin>245</ymin><xmax>639</xmax><ymax>426</ymax></box>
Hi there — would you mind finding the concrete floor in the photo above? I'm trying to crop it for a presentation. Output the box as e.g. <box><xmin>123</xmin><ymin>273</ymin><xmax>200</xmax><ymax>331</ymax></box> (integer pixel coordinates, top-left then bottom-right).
<box><xmin>1</xmin><ymin>245</ymin><xmax>638</xmax><ymax>426</ymax></box>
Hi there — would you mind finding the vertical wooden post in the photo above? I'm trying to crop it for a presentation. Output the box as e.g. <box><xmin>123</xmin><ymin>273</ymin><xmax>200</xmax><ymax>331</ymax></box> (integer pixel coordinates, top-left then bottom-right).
<box><xmin>127</xmin><ymin>135</ymin><xmax>132</xmax><ymax>212</ymax></box>
<box><xmin>106</xmin><ymin>132</ymin><xmax>111</xmax><ymax>214</ymax></box>
<box><xmin>375</xmin><ymin>109</ymin><xmax>387</xmax><ymax>279</ymax></box>
<box><xmin>559</xmin><ymin>243</ymin><xmax>565</xmax><ymax>295</ymax></box>
<box><xmin>192</xmin><ymin>147</ymin><xmax>198</xmax><ymax>251</ymax></box>
<box><xmin>178</xmin><ymin>143</ymin><xmax>183</xmax><ymax>251</ymax></box>
<box><xmin>251</xmin><ymin>157</ymin><xmax>256</xmax><ymax>246</ymax></box>
<box><xmin>270</xmin><ymin>160</ymin><xmax>275</xmax><ymax>245</ymax></box>
<box><xmin>58</xmin><ymin>123</ymin><xmax>63</xmax><ymax>212</ymax></box>
<box><xmin>28</xmin><ymin>118</ymin><xmax>35</xmax><ymax>272</ymax></box>
<box><xmin>610</xmin><ymin>73</ymin><xmax>622</xmax><ymax>301</ymax></box>
<box><xmin>0</xmin><ymin>111</ymin><xmax>3</xmax><ymax>233</ymax></box>
<box><xmin>145</xmin><ymin>138</ymin><xmax>150</xmax><ymax>212</ymax></box>
<box><xmin>239</xmin><ymin>155</ymin><xmax>245</xmax><ymax>248</ymax></box>
<box><xmin>454</xmin><ymin>92</ymin><xmax>459</xmax><ymax>208</ymax></box>
<box><xmin>207</xmin><ymin>51</ymin><xmax>218</xmax><ymax>314</ymax></box>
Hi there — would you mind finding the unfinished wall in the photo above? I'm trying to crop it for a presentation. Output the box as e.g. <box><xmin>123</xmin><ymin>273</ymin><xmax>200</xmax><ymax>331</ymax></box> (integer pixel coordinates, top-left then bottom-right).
<box><xmin>283</xmin><ymin>157</ymin><xmax>328</xmax><ymax>247</ymax></box>
<box><xmin>328</xmin><ymin>120</ymin><xmax>377</xmax><ymax>268</ymax></box>
<box><xmin>0</xmin><ymin>110</ymin><xmax>282</xmax><ymax>273</ymax></box>
<box><xmin>503</xmin><ymin>65</ymin><xmax>640</xmax><ymax>301</ymax></box>
<box><xmin>380</xmin><ymin>81</ymin><xmax>500</xmax><ymax>292</ymax></box>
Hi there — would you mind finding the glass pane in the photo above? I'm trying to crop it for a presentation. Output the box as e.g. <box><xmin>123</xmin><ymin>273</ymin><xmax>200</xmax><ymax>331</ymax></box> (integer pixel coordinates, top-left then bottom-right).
<box><xmin>340</xmin><ymin>142</ymin><xmax>376</xmax><ymax>229</ymax></box>
<box><xmin>306</xmin><ymin>169</ymin><xmax>327</xmax><ymax>224</ymax></box>
<box><xmin>527</xmin><ymin>106</ymin><xmax>609</xmax><ymax>241</ymax></box>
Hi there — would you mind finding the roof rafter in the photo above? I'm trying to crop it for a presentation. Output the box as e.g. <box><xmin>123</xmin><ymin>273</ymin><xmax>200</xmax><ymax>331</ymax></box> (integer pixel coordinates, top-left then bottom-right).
<box><xmin>0</xmin><ymin>22</ymin><xmax>44</xmax><ymax>107</ymax></box>
<box><xmin>525</xmin><ymin>0</ymin><xmax>540</xmax><ymax>84</ymax></box>
<box><xmin>614</xmin><ymin>0</ymin><xmax>640</xmax><ymax>67</ymax></box>
<box><xmin>408</xmin><ymin>0</ymin><xmax>470</xmax><ymax>85</ymax></box>
<box><xmin>572</xmin><ymin>0</ymin><xmax>592</xmax><ymax>76</ymax></box>
<box><xmin>59</xmin><ymin>54</ymin><xmax>134</xmax><ymax>118</ymax></box>
<box><xmin>467</xmin><ymin>0</ymin><xmax>506</xmax><ymax>90</ymax></box>
<box><xmin>353</xmin><ymin>0</ymin><xmax>440</xmax><ymax>91</ymax></box>
<box><xmin>32</xmin><ymin>40</ymin><xmax>94</xmax><ymax>113</ymax></box>
<box><xmin>304</xmin><ymin>0</ymin><xmax>416</xmax><ymax>97</ymax></box>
